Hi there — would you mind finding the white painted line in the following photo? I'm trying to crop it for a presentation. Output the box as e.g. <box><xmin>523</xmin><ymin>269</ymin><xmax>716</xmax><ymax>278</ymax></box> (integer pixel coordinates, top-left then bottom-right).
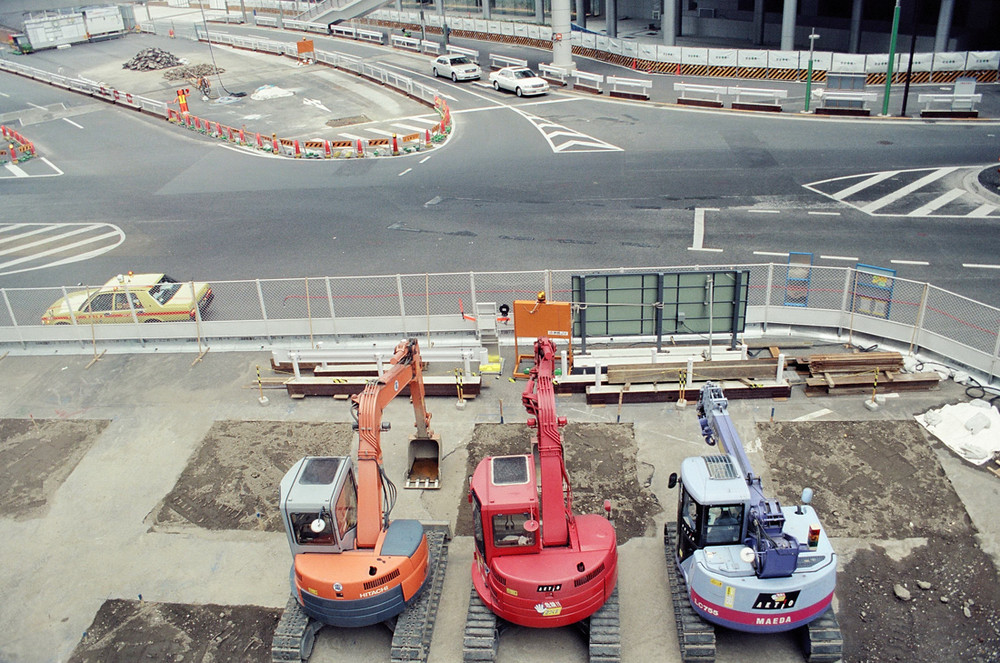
<box><xmin>419</xmin><ymin>156</ymin><xmax>432</xmax><ymax>164</ymax></box>
<box><xmin>0</xmin><ymin>229</ymin><xmax>121</xmax><ymax>272</ymax></box>
<box><xmin>963</xmin><ymin>263</ymin><xmax>1000</xmax><ymax>270</ymax></box>
<box><xmin>0</xmin><ymin>223</ymin><xmax>103</xmax><ymax>256</ymax></box>
<box><xmin>753</xmin><ymin>251</ymin><xmax>789</xmax><ymax>257</ymax></box>
<box><xmin>0</xmin><ymin>224</ymin><xmax>65</xmax><ymax>245</ymax></box>
<box><xmin>907</xmin><ymin>187</ymin><xmax>966</xmax><ymax>216</ymax></box>
<box><xmin>41</xmin><ymin>157</ymin><xmax>63</xmax><ymax>175</ymax></box>
<box><xmin>831</xmin><ymin>170</ymin><xmax>898</xmax><ymax>201</ymax></box>
<box><xmin>3</xmin><ymin>163</ymin><xmax>28</xmax><ymax>178</ymax></box>
<box><xmin>967</xmin><ymin>203</ymin><xmax>997</xmax><ymax>218</ymax></box>
<box><xmin>690</xmin><ymin>208</ymin><xmax>706</xmax><ymax>250</ymax></box>
<box><xmin>862</xmin><ymin>166</ymin><xmax>958</xmax><ymax>213</ymax></box>
<box><xmin>392</xmin><ymin>123</ymin><xmax>426</xmax><ymax>133</ymax></box>
<box><xmin>807</xmin><ymin>211</ymin><xmax>841</xmax><ymax>216</ymax></box>
<box><xmin>792</xmin><ymin>408</ymin><xmax>833</xmax><ymax>422</ymax></box>
<box><xmin>408</xmin><ymin>117</ymin><xmax>439</xmax><ymax>125</ymax></box>
<box><xmin>687</xmin><ymin>247</ymin><xmax>724</xmax><ymax>253</ymax></box>
<box><xmin>338</xmin><ymin>133</ymin><xmax>365</xmax><ymax>140</ymax></box>
<box><xmin>890</xmin><ymin>259</ymin><xmax>929</xmax><ymax>266</ymax></box>
<box><xmin>747</xmin><ymin>209</ymin><xmax>780</xmax><ymax>214</ymax></box>
<box><xmin>0</xmin><ymin>224</ymin><xmax>28</xmax><ymax>235</ymax></box>
<box><xmin>366</xmin><ymin>128</ymin><xmax>394</xmax><ymax>137</ymax></box>
<box><xmin>398</xmin><ymin>168</ymin><xmax>412</xmax><ymax>177</ymax></box>
<box><xmin>0</xmin><ymin>92</ymin><xmax>9</xmax><ymax>97</ymax></box>
<box><xmin>63</xmin><ymin>118</ymin><xmax>84</xmax><ymax>129</ymax></box>
<box><xmin>27</xmin><ymin>102</ymin><xmax>46</xmax><ymax>110</ymax></box>
<box><xmin>820</xmin><ymin>255</ymin><xmax>858</xmax><ymax>262</ymax></box>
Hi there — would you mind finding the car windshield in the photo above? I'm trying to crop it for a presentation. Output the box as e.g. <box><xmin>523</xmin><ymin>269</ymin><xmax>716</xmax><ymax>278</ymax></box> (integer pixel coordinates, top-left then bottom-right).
<box><xmin>513</xmin><ymin>69</ymin><xmax>536</xmax><ymax>79</ymax></box>
<box><xmin>450</xmin><ymin>56</ymin><xmax>471</xmax><ymax>65</ymax></box>
<box><xmin>149</xmin><ymin>275</ymin><xmax>181</xmax><ymax>305</ymax></box>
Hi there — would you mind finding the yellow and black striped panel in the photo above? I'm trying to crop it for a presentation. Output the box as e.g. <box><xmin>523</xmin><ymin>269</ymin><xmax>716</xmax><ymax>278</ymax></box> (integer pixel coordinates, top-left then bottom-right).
<box><xmin>966</xmin><ymin>70</ymin><xmax>999</xmax><ymax>83</ymax></box>
<box><xmin>768</xmin><ymin>68</ymin><xmax>803</xmax><ymax>81</ymax></box>
<box><xmin>707</xmin><ymin>66</ymin><xmax>738</xmax><ymax>78</ymax></box>
<box><xmin>679</xmin><ymin>64</ymin><xmax>709</xmax><ymax>76</ymax></box>
<box><xmin>738</xmin><ymin>67</ymin><xmax>769</xmax><ymax>79</ymax></box>
<box><xmin>931</xmin><ymin>70</ymin><xmax>963</xmax><ymax>83</ymax></box>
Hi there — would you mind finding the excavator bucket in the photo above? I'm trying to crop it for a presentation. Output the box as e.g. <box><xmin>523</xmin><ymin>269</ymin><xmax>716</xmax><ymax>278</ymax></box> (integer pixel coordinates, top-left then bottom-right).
<box><xmin>405</xmin><ymin>434</ymin><xmax>440</xmax><ymax>489</ymax></box>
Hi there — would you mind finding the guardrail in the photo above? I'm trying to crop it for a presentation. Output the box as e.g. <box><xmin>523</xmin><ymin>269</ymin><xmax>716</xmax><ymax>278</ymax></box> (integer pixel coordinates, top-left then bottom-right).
<box><xmin>488</xmin><ymin>53</ymin><xmax>527</xmax><ymax>70</ymax></box>
<box><xmin>447</xmin><ymin>45</ymin><xmax>479</xmax><ymax>62</ymax></box>
<box><xmin>607</xmin><ymin>75</ymin><xmax>652</xmax><ymax>100</ymax></box>
<box><xmin>4</xmin><ymin>265</ymin><xmax>1000</xmax><ymax>387</ymax></box>
<box><xmin>572</xmin><ymin>70</ymin><xmax>604</xmax><ymax>93</ymax></box>
<box><xmin>674</xmin><ymin>82</ymin><xmax>726</xmax><ymax>106</ymax></box>
<box><xmin>538</xmin><ymin>63</ymin><xmax>569</xmax><ymax>85</ymax></box>
<box><xmin>728</xmin><ymin>86</ymin><xmax>788</xmax><ymax>106</ymax></box>
<box><xmin>917</xmin><ymin>92</ymin><xmax>982</xmax><ymax>112</ymax></box>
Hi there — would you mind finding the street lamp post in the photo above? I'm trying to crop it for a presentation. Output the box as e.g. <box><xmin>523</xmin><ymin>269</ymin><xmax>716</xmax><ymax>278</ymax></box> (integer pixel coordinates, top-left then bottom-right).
<box><xmin>882</xmin><ymin>0</ymin><xmax>902</xmax><ymax>116</ymax></box>
<box><xmin>803</xmin><ymin>28</ymin><xmax>819</xmax><ymax>113</ymax></box>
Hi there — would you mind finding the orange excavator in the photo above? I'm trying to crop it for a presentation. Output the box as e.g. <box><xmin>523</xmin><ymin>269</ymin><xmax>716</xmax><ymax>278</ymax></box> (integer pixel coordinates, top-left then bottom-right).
<box><xmin>271</xmin><ymin>338</ymin><xmax>449</xmax><ymax>663</ymax></box>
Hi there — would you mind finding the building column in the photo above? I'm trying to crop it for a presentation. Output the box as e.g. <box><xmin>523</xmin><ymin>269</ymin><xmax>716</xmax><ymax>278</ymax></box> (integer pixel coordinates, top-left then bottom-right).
<box><xmin>934</xmin><ymin>0</ymin><xmax>955</xmax><ymax>52</ymax></box>
<box><xmin>780</xmin><ymin>0</ymin><xmax>797</xmax><ymax>51</ymax></box>
<box><xmin>552</xmin><ymin>0</ymin><xmax>573</xmax><ymax>68</ymax></box>
<box><xmin>536</xmin><ymin>0</ymin><xmax>544</xmax><ymax>23</ymax></box>
<box><xmin>752</xmin><ymin>0</ymin><xmax>764</xmax><ymax>46</ymax></box>
<box><xmin>575</xmin><ymin>0</ymin><xmax>585</xmax><ymax>29</ymax></box>
<box><xmin>662</xmin><ymin>0</ymin><xmax>676</xmax><ymax>46</ymax></box>
<box><xmin>848</xmin><ymin>0</ymin><xmax>862</xmax><ymax>53</ymax></box>
<box><xmin>606</xmin><ymin>0</ymin><xmax>617</xmax><ymax>38</ymax></box>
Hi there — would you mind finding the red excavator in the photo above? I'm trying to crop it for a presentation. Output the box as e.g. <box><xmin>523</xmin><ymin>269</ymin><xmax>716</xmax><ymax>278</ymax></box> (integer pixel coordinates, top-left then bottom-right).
<box><xmin>464</xmin><ymin>337</ymin><xmax>620</xmax><ymax>662</ymax></box>
<box><xmin>272</xmin><ymin>338</ymin><xmax>449</xmax><ymax>663</ymax></box>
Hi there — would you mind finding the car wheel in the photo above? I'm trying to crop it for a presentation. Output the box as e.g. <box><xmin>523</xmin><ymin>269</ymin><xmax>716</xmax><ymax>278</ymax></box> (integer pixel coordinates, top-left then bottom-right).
<box><xmin>55</xmin><ymin>322</ymin><xmax>69</xmax><ymax>326</ymax></box>
<box><xmin>143</xmin><ymin>319</ymin><xmax>160</xmax><ymax>323</ymax></box>
<box><xmin>433</xmin><ymin>68</ymin><xmax>438</xmax><ymax>77</ymax></box>
<box><xmin>516</xmin><ymin>87</ymin><xmax>523</xmax><ymax>97</ymax></box>
<box><xmin>451</xmin><ymin>72</ymin><xmax>457</xmax><ymax>82</ymax></box>
<box><xmin>493</xmin><ymin>80</ymin><xmax>500</xmax><ymax>91</ymax></box>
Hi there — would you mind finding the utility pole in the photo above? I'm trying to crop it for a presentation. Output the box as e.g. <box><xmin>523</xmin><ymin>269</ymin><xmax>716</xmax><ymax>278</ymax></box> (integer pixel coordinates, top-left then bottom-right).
<box><xmin>803</xmin><ymin>28</ymin><xmax>819</xmax><ymax>113</ymax></box>
<box><xmin>882</xmin><ymin>0</ymin><xmax>901</xmax><ymax>116</ymax></box>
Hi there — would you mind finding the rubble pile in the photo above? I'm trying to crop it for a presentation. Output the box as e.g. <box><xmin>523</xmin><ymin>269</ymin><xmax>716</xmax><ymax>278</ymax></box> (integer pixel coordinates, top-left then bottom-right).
<box><xmin>122</xmin><ymin>47</ymin><xmax>182</xmax><ymax>71</ymax></box>
<box><xmin>162</xmin><ymin>64</ymin><xmax>225</xmax><ymax>81</ymax></box>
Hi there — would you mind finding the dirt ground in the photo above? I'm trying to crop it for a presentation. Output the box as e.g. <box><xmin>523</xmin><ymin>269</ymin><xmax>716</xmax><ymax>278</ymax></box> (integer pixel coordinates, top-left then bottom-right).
<box><xmin>454</xmin><ymin>422</ymin><xmax>662</xmax><ymax>545</ymax></box>
<box><xmin>149</xmin><ymin>420</ymin><xmax>354</xmax><ymax>532</ymax></box>
<box><xmin>0</xmin><ymin>418</ymin><xmax>109</xmax><ymax>520</ymax></box>
<box><xmin>758</xmin><ymin>420</ymin><xmax>1000</xmax><ymax>663</ymax></box>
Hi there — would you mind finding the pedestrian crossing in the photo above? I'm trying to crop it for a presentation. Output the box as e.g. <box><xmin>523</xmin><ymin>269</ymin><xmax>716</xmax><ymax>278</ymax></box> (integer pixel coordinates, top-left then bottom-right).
<box><xmin>335</xmin><ymin>115</ymin><xmax>439</xmax><ymax>142</ymax></box>
<box><xmin>804</xmin><ymin>166</ymin><xmax>1000</xmax><ymax>218</ymax></box>
<box><xmin>0</xmin><ymin>223</ymin><xmax>125</xmax><ymax>276</ymax></box>
<box><xmin>0</xmin><ymin>157</ymin><xmax>64</xmax><ymax>179</ymax></box>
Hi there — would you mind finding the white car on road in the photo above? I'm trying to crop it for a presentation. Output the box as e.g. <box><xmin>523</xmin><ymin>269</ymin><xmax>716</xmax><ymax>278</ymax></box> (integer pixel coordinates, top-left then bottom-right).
<box><xmin>431</xmin><ymin>54</ymin><xmax>482</xmax><ymax>82</ymax></box>
<box><xmin>488</xmin><ymin>66</ymin><xmax>550</xmax><ymax>97</ymax></box>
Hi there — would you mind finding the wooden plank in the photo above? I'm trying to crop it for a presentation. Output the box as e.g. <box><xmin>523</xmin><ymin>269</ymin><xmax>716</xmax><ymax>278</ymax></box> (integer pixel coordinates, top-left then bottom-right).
<box><xmin>606</xmin><ymin>358</ymin><xmax>780</xmax><ymax>384</ymax></box>
<box><xmin>285</xmin><ymin>375</ymin><xmax>481</xmax><ymax>398</ymax></box>
<box><xmin>586</xmin><ymin>380</ymin><xmax>790</xmax><ymax>404</ymax></box>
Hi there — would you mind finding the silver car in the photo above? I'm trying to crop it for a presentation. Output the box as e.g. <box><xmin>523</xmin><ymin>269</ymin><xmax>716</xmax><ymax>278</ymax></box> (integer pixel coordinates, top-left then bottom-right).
<box><xmin>431</xmin><ymin>54</ymin><xmax>482</xmax><ymax>82</ymax></box>
<box><xmin>488</xmin><ymin>66</ymin><xmax>550</xmax><ymax>97</ymax></box>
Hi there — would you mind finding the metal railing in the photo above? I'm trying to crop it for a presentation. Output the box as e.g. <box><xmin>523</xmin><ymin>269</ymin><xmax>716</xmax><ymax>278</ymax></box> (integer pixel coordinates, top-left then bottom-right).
<box><xmin>2</xmin><ymin>265</ymin><xmax>999</xmax><ymax>385</ymax></box>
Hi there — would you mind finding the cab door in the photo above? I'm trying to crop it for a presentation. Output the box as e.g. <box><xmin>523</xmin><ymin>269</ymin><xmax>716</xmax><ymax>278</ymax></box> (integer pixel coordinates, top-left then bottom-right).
<box><xmin>676</xmin><ymin>484</ymin><xmax>703</xmax><ymax>563</ymax></box>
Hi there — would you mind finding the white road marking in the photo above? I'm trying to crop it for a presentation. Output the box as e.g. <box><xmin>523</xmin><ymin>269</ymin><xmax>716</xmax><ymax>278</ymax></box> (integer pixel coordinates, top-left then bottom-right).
<box><xmin>963</xmin><ymin>263</ymin><xmax>1000</xmax><ymax>269</ymax></box>
<box><xmin>968</xmin><ymin>203</ymin><xmax>997</xmax><ymax>217</ymax></box>
<box><xmin>302</xmin><ymin>97</ymin><xmax>332</xmax><ymax>113</ymax></box>
<box><xmin>398</xmin><ymin>168</ymin><xmax>412</xmax><ymax>177</ymax></box>
<box><xmin>807</xmin><ymin>211</ymin><xmax>840</xmax><ymax>216</ymax></box>
<box><xmin>0</xmin><ymin>224</ymin><xmax>104</xmax><ymax>257</ymax></box>
<box><xmin>820</xmin><ymin>255</ymin><xmax>858</xmax><ymax>261</ymax></box>
<box><xmin>890</xmin><ymin>259</ymin><xmax>929</xmax><ymax>266</ymax></box>
<box><xmin>908</xmin><ymin>188</ymin><xmax>966</xmax><ymax>216</ymax></box>
<box><xmin>4</xmin><ymin>163</ymin><xmax>28</xmax><ymax>177</ymax></box>
<box><xmin>747</xmin><ymin>209</ymin><xmax>780</xmax><ymax>214</ymax></box>
<box><xmin>0</xmin><ymin>92</ymin><xmax>9</xmax><ymax>97</ymax></box>
<box><xmin>27</xmin><ymin>102</ymin><xmax>47</xmax><ymax>110</ymax></box>
<box><xmin>41</xmin><ymin>157</ymin><xmax>63</xmax><ymax>175</ymax></box>
<box><xmin>338</xmin><ymin>133</ymin><xmax>366</xmax><ymax>140</ymax></box>
<box><xmin>0</xmin><ymin>224</ymin><xmax>67</xmax><ymax>245</ymax></box>
<box><xmin>792</xmin><ymin>408</ymin><xmax>833</xmax><ymax>422</ymax></box>
<box><xmin>688</xmin><ymin>208</ymin><xmax>723</xmax><ymax>252</ymax></box>
<box><xmin>510</xmin><ymin>107</ymin><xmax>622</xmax><ymax>154</ymax></box>
<box><xmin>366</xmin><ymin>128</ymin><xmax>394</xmax><ymax>137</ymax></box>
<box><xmin>831</xmin><ymin>171</ymin><xmax>898</xmax><ymax>200</ymax></box>
<box><xmin>419</xmin><ymin>156</ymin><xmax>432</xmax><ymax>164</ymax></box>
<box><xmin>408</xmin><ymin>117</ymin><xmax>439</xmax><ymax>125</ymax></box>
<box><xmin>861</xmin><ymin>167</ymin><xmax>958</xmax><ymax>213</ymax></box>
<box><xmin>392</xmin><ymin>123</ymin><xmax>426</xmax><ymax>133</ymax></box>
<box><xmin>63</xmin><ymin>118</ymin><xmax>84</xmax><ymax>129</ymax></box>
<box><xmin>753</xmin><ymin>251</ymin><xmax>789</xmax><ymax>257</ymax></box>
<box><xmin>0</xmin><ymin>229</ymin><xmax>123</xmax><ymax>273</ymax></box>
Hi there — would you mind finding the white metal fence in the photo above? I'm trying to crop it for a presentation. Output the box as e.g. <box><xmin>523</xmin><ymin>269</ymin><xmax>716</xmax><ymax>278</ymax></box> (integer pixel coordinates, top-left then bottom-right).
<box><xmin>2</xmin><ymin>264</ymin><xmax>998</xmax><ymax>384</ymax></box>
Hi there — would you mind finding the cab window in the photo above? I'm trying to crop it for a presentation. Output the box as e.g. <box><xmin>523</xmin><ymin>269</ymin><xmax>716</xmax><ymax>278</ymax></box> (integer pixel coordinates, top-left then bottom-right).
<box><xmin>86</xmin><ymin>293</ymin><xmax>114</xmax><ymax>312</ymax></box>
<box><xmin>705</xmin><ymin>504</ymin><xmax>743</xmax><ymax>545</ymax></box>
<box><xmin>492</xmin><ymin>512</ymin><xmax>535</xmax><ymax>548</ymax></box>
<box><xmin>290</xmin><ymin>512</ymin><xmax>335</xmax><ymax>545</ymax></box>
<box><xmin>472</xmin><ymin>493</ymin><xmax>485</xmax><ymax>556</ymax></box>
<box><xmin>335</xmin><ymin>475</ymin><xmax>358</xmax><ymax>538</ymax></box>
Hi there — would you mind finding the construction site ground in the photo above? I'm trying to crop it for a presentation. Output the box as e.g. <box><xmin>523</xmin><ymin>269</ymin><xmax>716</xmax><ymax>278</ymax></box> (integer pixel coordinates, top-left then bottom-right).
<box><xmin>1</xmin><ymin>343</ymin><xmax>999</xmax><ymax>663</ymax></box>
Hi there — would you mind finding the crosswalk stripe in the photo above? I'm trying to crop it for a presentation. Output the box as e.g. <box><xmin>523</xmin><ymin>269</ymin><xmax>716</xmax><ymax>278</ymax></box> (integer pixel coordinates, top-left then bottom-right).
<box><xmin>392</xmin><ymin>123</ymin><xmax>426</xmax><ymax>133</ymax></box>
<box><xmin>0</xmin><ymin>230</ymin><xmax>122</xmax><ymax>272</ymax></box>
<box><xmin>831</xmin><ymin>171</ymin><xmax>898</xmax><ymax>201</ymax></box>
<box><xmin>4</xmin><ymin>163</ymin><xmax>28</xmax><ymax>177</ymax></box>
<box><xmin>0</xmin><ymin>224</ymin><xmax>103</xmax><ymax>257</ymax></box>
<box><xmin>366</xmin><ymin>128</ymin><xmax>394</xmax><ymax>137</ymax></box>
<box><xmin>338</xmin><ymin>133</ymin><xmax>365</xmax><ymax>140</ymax></box>
<box><xmin>967</xmin><ymin>203</ymin><xmax>997</xmax><ymax>217</ymax></box>
<box><xmin>408</xmin><ymin>117</ymin><xmax>439</xmax><ymax>125</ymax></box>
<box><xmin>861</xmin><ymin>167</ymin><xmax>958</xmax><ymax>213</ymax></box>
<box><xmin>908</xmin><ymin>188</ymin><xmax>966</xmax><ymax>216</ymax></box>
<box><xmin>0</xmin><ymin>224</ymin><xmax>68</xmax><ymax>246</ymax></box>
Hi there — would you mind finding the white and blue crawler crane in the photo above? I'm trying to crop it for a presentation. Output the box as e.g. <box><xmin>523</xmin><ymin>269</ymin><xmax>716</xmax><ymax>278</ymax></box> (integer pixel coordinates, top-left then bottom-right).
<box><xmin>665</xmin><ymin>382</ymin><xmax>843</xmax><ymax>662</ymax></box>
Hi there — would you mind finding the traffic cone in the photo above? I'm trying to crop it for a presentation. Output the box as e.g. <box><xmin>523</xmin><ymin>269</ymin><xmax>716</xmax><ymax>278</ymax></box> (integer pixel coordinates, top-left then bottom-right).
<box><xmin>240</xmin><ymin>128</ymin><xmax>247</xmax><ymax>145</ymax></box>
<box><xmin>632</xmin><ymin>57</ymin><xmax>637</xmax><ymax>70</ymax></box>
<box><xmin>324</xmin><ymin>140</ymin><xmax>331</xmax><ymax>158</ymax></box>
<box><xmin>1</xmin><ymin>126</ymin><xmax>7</xmax><ymax>139</ymax></box>
<box><xmin>357</xmin><ymin>139</ymin><xmax>364</xmax><ymax>157</ymax></box>
<box><xmin>255</xmin><ymin>132</ymin><xmax>263</xmax><ymax>149</ymax></box>
<box><xmin>28</xmin><ymin>143</ymin><xmax>35</xmax><ymax>156</ymax></box>
<box><xmin>391</xmin><ymin>133</ymin><xmax>399</xmax><ymax>156</ymax></box>
<box><xmin>271</xmin><ymin>134</ymin><xmax>279</xmax><ymax>154</ymax></box>
<box><xmin>675</xmin><ymin>62</ymin><xmax>681</xmax><ymax>75</ymax></box>
<box><xmin>425</xmin><ymin>128</ymin><xmax>431</xmax><ymax>146</ymax></box>
<box><xmin>293</xmin><ymin>139</ymin><xmax>301</xmax><ymax>158</ymax></box>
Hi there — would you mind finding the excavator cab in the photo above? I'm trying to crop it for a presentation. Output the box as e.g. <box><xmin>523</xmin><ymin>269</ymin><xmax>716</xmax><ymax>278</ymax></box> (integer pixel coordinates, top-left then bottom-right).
<box><xmin>280</xmin><ymin>456</ymin><xmax>358</xmax><ymax>556</ymax></box>
<box><xmin>470</xmin><ymin>454</ymin><xmax>542</xmax><ymax>564</ymax></box>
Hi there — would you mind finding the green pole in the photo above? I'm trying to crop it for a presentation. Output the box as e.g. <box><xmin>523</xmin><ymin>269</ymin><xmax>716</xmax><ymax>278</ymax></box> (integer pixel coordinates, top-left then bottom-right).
<box><xmin>882</xmin><ymin>0</ymin><xmax>901</xmax><ymax>116</ymax></box>
<box><xmin>804</xmin><ymin>29</ymin><xmax>818</xmax><ymax>113</ymax></box>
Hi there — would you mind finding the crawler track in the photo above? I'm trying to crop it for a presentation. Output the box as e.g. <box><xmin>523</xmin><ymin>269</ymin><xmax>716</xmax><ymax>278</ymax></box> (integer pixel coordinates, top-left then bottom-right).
<box><xmin>271</xmin><ymin>594</ymin><xmax>319</xmax><ymax>662</ymax></box>
<box><xmin>663</xmin><ymin>522</ymin><xmax>717</xmax><ymax>662</ymax></box>
<box><xmin>462</xmin><ymin>584</ymin><xmax>499</xmax><ymax>662</ymax></box>
<box><xmin>587</xmin><ymin>586</ymin><xmax>621</xmax><ymax>662</ymax></box>
<box><xmin>802</xmin><ymin>606</ymin><xmax>843</xmax><ymax>663</ymax></box>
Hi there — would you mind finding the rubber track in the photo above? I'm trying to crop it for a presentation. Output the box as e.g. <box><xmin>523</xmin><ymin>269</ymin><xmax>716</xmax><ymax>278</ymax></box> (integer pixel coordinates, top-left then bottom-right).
<box><xmin>588</xmin><ymin>587</ymin><xmax>621</xmax><ymax>662</ymax></box>
<box><xmin>664</xmin><ymin>522</ymin><xmax>717</xmax><ymax>662</ymax></box>
<box><xmin>271</xmin><ymin>594</ymin><xmax>313</xmax><ymax>662</ymax></box>
<box><xmin>462</xmin><ymin>584</ymin><xmax>499</xmax><ymax>662</ymax></box>
<box><xmin>803</xmin><ymin>606</ymin><xmax>844</xmax><ymax>663</ymax></box>
<box><xmin>390</xmin><ymin>527</ymin><xmax>450</xmax><ymax>663</ymax></box>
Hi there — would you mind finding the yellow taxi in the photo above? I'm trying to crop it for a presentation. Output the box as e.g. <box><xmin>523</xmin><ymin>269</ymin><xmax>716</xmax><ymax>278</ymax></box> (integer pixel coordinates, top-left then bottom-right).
<box><xmin>41</xmin><ymin>273</ymin><xmax>214</xmax><ymax>325</ymax></box>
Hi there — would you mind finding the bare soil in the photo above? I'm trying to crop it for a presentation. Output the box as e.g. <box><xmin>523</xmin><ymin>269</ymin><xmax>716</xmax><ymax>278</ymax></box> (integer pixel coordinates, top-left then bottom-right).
<box><xmin>0</xmin><ymin>418</ymin><xmax>109</xmax><ymax>520</ymax></box>
<box><xmin>758</xmin><ymin>420</ymin><xmax>1000</xmax><ymax>663</ymax></box>
<box><xmin>455</xmin><ymin>422</ymin><xmax>662</xmax><ymax>545</ymax></box>
<box><xmin>150</xmin><ymin>420</ymin><xmax>354</xmax><ymax>532</ymax></box>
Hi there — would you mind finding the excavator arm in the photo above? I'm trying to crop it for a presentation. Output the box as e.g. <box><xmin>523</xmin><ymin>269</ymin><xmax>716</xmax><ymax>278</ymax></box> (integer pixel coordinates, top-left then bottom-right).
<box><xmin>353</xmin><ymin>338</ymin><xmax>435</xmax><ymax>548</ymax></box>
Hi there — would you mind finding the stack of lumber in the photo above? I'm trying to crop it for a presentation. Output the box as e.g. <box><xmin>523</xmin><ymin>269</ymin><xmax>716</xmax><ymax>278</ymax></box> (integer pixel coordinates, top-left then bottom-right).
<box><xmin>799</xmin><ymin>351</ymin><xmax>939</xmax><ymax>396</ymax></box>
<box><xmin>271</xmin><ymin>356</ymin><xmax>479</xmax><ymax>400</ymax></box>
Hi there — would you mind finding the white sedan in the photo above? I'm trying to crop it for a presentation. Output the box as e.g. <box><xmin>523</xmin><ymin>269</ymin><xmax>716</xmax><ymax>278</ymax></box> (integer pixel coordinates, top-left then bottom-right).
<box><xmin>488</xmin><ymin>66</ymin><xmax>550</xmax><ymax>97</ymax></box>
<box><xmin>431</xmin><ymin>54</ymin><xmax>482</xmax><ymax>82</ymax></box>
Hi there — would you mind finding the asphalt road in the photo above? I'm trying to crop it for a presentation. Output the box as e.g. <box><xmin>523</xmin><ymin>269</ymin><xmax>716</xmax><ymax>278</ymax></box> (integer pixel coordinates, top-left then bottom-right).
<box><xmin>2</xmin><ymin>27</ymin><xmax>1000</xmax><ymax>307</ymax></box>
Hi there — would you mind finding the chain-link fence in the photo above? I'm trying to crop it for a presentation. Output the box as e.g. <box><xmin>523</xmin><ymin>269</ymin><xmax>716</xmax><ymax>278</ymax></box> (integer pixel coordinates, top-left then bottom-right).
<box><xmin>2</xmin><ymin>265</ymin><xmax>999</xmax><ymax>381</ymax></box>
